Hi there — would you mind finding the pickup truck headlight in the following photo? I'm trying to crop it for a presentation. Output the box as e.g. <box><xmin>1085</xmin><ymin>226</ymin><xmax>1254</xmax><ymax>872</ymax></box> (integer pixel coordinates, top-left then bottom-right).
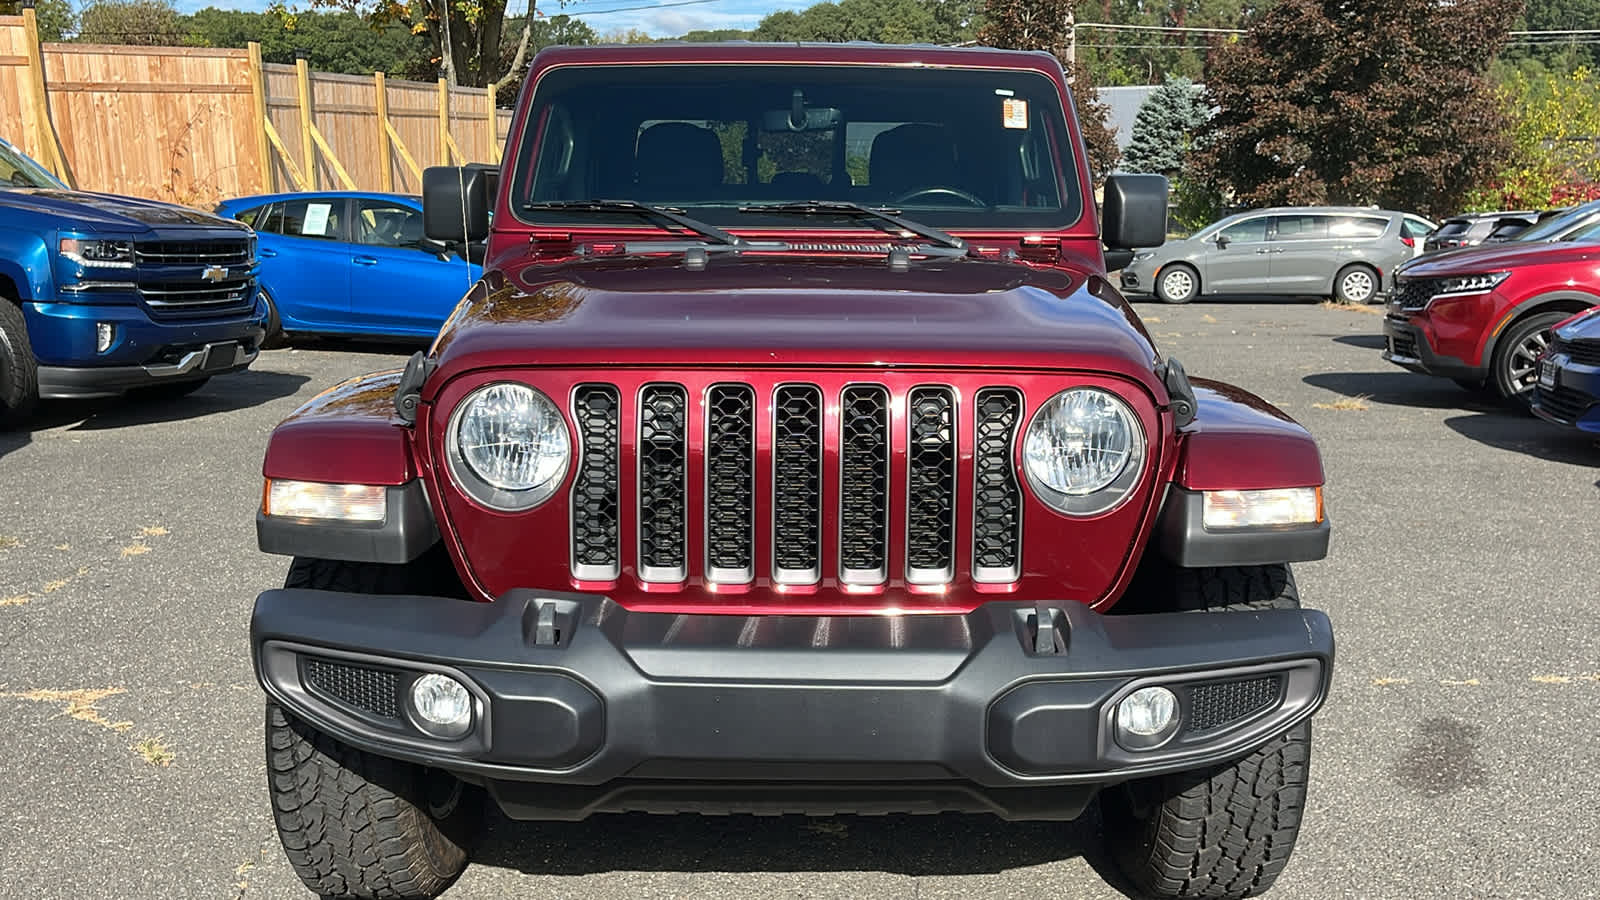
<box><xmin>59</xmin><ymin>237</ymin><xmax>134</xmax><ymax>268</ymax></box>
<box><xmin>1022</xmin><ymin>388</ymin><xmax>1145</xmax><ymax>515</ymax></box>
<box><xmin>446</xmin><ymin>382</ymin><xmax>570</xmax><ymax>511</ymax></box>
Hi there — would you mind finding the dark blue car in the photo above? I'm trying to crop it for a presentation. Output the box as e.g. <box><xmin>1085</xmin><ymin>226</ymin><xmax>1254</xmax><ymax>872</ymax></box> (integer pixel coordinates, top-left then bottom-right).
<box><xmin>215</xmin><ymin>192</ymin><xmax>481</xmax><ymax>344</ymax></box>
<box><xmin>1532</xmin><ymin>307</ymin><xmax>1600</xmax><ymax>432</ymax></box>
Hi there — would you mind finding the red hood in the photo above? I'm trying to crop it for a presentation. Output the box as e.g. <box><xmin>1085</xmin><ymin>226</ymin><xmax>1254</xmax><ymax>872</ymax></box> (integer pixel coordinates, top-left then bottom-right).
<box><xmin>1403</xmin><ymin>241</ymin><xmax>1600</xmax><ymax>276</ymax></box>
<box><xmin>427</xmin><ymin>254</ymin><xmax>1162</xmax><ymax>397</ymax></box>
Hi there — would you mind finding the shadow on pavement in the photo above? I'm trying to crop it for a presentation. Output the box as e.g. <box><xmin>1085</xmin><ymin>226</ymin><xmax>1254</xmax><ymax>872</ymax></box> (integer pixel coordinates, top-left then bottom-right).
<box><xmin>1444</xmin><ymin>414</ymin><xmax>1600</xmax><ymax>467</ymax></box>
<box><xmin>1302</xmin><ymin>371</ymin><xmax>1504</xmax><ymax>412</ymax></box>
<box><xmin>1331</xmin><ymin>334</ymin><xmax>1387</xmax><ymax>350</ymax></box>
<box><xmin>1129</xmin><ymin>293</ymin><xmax>1326</xmax><ymax>307</ymax></box>
<box><xmin>473</xmin><ymin>808</ymin><xmax>1137</xmax><ymax>891</ymax></box>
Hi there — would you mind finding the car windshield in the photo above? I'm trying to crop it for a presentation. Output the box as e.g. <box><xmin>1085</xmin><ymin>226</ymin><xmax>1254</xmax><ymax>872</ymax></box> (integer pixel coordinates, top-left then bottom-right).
<box><xmin>0</xmin><ymin>140</ymin><xmax>65</xmax><ymax>190</ymax></box>
<box><xmin>1514</xmin><ymin>200</ymin><xmax>1600</xmax><ymax>242</ymax></box>
<box><xmin>1560</xmin><ymin>217</ymin><xmax>1600</xmax><ymax>243</ymax></box>
<box><xmin>510</xmin><ymin>64</ymin><xmax>1082</xmax><ymax>232</ymax></box>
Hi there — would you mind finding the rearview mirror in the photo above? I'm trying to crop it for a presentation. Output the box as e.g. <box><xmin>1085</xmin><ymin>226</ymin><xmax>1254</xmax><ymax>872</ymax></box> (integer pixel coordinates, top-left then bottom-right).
<box><xmin>1101</xmin><ymin>173</ymin><xmax>1169</xmax><ymax>253</ymax></box>
<box><xmin>423</xmin><ymin>164</ymin><xmax>498</xmax><ymax>243</ymax></box>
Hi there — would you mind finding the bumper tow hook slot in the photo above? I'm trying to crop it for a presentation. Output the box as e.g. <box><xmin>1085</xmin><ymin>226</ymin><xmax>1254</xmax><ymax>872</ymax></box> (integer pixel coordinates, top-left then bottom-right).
<box><xmin>533</xmin><ymin>600</ymin><xmax>560</xmax><ymax>646</ymax></box>
<box><xmin>1033</xmin><ymin>602</ymin><xmax>1064</xmax><ymax>655</ymax></box>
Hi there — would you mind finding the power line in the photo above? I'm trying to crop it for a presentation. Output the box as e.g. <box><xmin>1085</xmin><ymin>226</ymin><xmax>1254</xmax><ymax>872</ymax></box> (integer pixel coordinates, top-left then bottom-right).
<box><xmin>560</xmin><ymin>0</ymin><xmax>725</xmax><ymax>19</ymax></box>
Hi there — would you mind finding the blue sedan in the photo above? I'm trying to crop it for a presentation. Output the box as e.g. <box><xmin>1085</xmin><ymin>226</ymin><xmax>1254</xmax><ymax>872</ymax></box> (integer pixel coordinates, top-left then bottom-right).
<box><xmin>1532</xmin><ymin>307</ymin><xmax>1600</xmax><ymax>432</ymax></box>
<box><xmin>215</xmin><ymin>191</ymin><xmax>481</xmax><ymax>344</ymax></box>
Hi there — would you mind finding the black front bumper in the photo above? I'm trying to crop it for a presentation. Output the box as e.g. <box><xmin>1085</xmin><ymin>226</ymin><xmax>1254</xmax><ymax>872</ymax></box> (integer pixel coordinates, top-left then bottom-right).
<box><xmin>252</xmin><ymin>589</ymin><xmax>1334</xmax><ymax>821</ymax></box>
<box><xmin>37</xmin><ymin>338</ymin><xmax>261</xmax><ymax>399</ymax></box>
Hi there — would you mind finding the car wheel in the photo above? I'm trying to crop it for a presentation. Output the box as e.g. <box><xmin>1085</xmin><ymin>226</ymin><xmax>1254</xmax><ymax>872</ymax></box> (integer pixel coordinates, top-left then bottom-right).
<box><xmin>1332</xmin><ymin>264</ymin><xmax>1378</xmax><ymax>305</ymax></box>
<box><xmin>1491</xmin><ymin>311</ymin><xmax>1567</xmax><ymax>407</ymax></box>
<box><xmin>1156</xmin><ymin>264</ymin><xmax>1199</xmax><ymax>304</ymax></box>
<box><xmin>260</xmin><ymin>287</ymin><xmax>286</xmax><ymax>350</ymax></box>
<box><xmin>0</xmin><ymin>300</ymin><xmax>39</xmax><ymax>428</ymax></box>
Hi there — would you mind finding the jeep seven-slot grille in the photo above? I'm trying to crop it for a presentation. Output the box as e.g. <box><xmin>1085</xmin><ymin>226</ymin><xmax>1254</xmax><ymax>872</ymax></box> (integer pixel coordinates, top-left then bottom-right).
<box><xmin>705</xmin><ymin>384</ymin><xmax>756</xmax><ymax>581</ymax></box>
<box><xmin>569</xmin><ymin>383</ymin><xmax>1027</xmax><ymax>588</ymax></box>
<box><xmin>772</xmin><ymin>385</ymin><xmax>824</xmax><ymax>583</ymax></box>
<box><xmin>1187</xmin><ymin>675</ymin><xmax>1283</xmax><ymax>734</ymax></box>
<box><xmin>638</xmin><ymin>385</ymin><xmax>688</xmax><ymax>581</ymax></box>
<box><xmin>571</xmin><ymin>385</ymin><xmax>621</xmax><ymax>580</ymax></box>
<box><xmin>302</xmin><ymin>657</ymin><xmax>400</xmax><ymax>720</ymax></box>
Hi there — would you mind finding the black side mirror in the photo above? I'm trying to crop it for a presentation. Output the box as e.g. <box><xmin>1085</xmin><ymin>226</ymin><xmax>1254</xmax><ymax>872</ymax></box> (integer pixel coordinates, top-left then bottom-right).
<box><xmin>1215</xmin><ymin>234</ymin><xmax>1230</xmax><ymax>249</ymax></box>
<box><xmin>417</xmin><ymin>236</ymin><xmax>453</xmax><ymax>259</ymax></box>
<box><xmin>424</xmin><ymin>164</ymin><xmax>498</xmax><ymax>243</ymax></box>
<box><xmin>1101</xmin><ymin>173</ymin><xmax>1170</xmax><ymax>255</ymax></box>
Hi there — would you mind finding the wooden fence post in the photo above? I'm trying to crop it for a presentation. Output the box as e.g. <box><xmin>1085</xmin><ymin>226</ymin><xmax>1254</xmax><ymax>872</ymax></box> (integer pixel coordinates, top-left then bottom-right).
<box><xmin>437</xmin><ymin>77</ymin><xmax>450</xmax><ymax>166</ymax></box>
<box><xmin>485</xmin><ymin>85</ymin><xmax>498</xmax><ymax>164</ymax></box>
<box><xmin>20</xmin><ymin>7</ymin><xmax>64</xmax><ymax>181</ymax></box>
<box><xmin>296</xmin><ymin>57</ymin><xmax>317</xmax><ymax>190</ymax></box>
<box><xmin>375</xmin><ymin>71</ymin><xmax>393</xmax><ymax>192</ymax></box>
<box><xmin>247</xmin><ymin>42</ymin><xmax>272</xmax><ymax>193</ymax></box>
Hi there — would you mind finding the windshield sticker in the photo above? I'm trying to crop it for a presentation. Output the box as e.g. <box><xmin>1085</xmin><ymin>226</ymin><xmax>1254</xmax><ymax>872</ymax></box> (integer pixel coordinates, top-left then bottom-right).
<box><xmin>302</xmin><ymin>202</ymin><xmax>333</xmax><ymax>236</ymax></box>
<box><xmin>1003</xmin><ymin>98</ymin><xmax>1029</xmax><ymax>130</ymax></box>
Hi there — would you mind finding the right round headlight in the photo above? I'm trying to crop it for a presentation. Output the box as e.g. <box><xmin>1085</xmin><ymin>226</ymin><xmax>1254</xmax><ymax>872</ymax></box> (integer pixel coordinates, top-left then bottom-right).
<box><xmin>446</xmin><ymin>382</ymin><xmax>569</xmax><ymax>511</ymax></box>
<box><xmin>1022</xmin><ymin>388</ymin><xmax>1145</xmax><ymax>516</ymax></box>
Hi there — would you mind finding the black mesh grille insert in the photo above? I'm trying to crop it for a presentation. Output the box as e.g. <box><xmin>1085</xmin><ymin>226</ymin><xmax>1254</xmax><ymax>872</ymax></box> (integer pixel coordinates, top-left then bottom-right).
<box><xmin>839</xmin><ymin>385</ymin><xmax>890</xmax><ymax>581</ymax></box>
<box><xmin>906</xmin><ymin>386</ymin><xmax>956</xmax><ymax>581</ymax></box>
<box><xmin>1187</xmin><ymin>675</ymin><xmax>1284</xmax><ymax>734</ymax></box>
<box><xmin>772</xmin><ymin>385</ymin><xmax>823</xmax><ymax>580</ymax></box>
<box><xmin>136</xmin><ymin>239</ymin><xmax>251</xmax><ymax>264</ymax></box>
<box><xmin>571</xmin><ymin>385</ymin><xmax>621</xmax><ymax>578</ymax></box>
<box><xmin>1554</xmin><ymin>337</ymin><xmax>1600</xmax><ymax>367</ymax></box>
<box><xmin>1393</xmin><ymin>278</ymin><xmax>1440</xmax><ymax>310</ymax></box>
<box><xmin>302</xmin><ymin>657</ymin><xmax>400</xmax><ymax>720</ymax></box>
<box><xmin>1534</xmin><ymin>384</ymin><xmax>1594</xmax><ymax>423</ymax></box>
<box><xmin>972</xmin><ymin>388</ymin><xmax>1022</xmax><ymax>580</ymax></box>
<box><xmin>705</xmin><ymin>384</ymin><xmax>756</xmax><ymax>579</ymax></box>
<box><xmin>638</xmin><ymin>384</ymin><xmax>688</xmax><ymax>578</ymax></box>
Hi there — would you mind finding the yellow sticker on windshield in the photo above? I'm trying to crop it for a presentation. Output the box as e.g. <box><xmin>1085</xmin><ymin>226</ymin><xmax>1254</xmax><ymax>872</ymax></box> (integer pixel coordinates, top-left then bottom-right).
<box><xmin>1003</xmin><ymin>98</ymin><xmax>1029</xmax><ymax>129</ymax></box>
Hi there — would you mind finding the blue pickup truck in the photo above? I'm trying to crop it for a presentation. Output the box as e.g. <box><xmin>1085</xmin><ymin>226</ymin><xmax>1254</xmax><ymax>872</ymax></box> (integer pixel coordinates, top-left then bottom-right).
<box><xmin>0</xmin><ymin>136</ymin><xmax>267</xmax><ymax>425</ymax></box>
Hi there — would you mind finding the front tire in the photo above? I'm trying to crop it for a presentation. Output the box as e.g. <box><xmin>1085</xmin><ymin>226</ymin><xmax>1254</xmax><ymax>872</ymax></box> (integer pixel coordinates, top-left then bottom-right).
<box><xmin>260</xmin><ymin>287</ymin><xmax>287</xmax><ymax>350</ymax></box>
<box><xmin>1101</xmin><ymin>564</ymin><xmax>1312</xmax><ymax>898</ymax></box>
<box><xmin>1490</xmin><ymin>311</ymin><xmax>1566</xmax><ymax>407</ymax></box>
<box><xmin>0</xmin><ymin>300</ymin><xmax>39</xmax><ymax>427</ymax></box>
<box><xmin>1332</xmin><ymin>264</ymin><xmax>1378</xmax><ymax>305</ymax></box>
<box><xmin>1156</xmin><ymin>264</ymin><xmax>1200</xmax><ymax>304</ymax></box>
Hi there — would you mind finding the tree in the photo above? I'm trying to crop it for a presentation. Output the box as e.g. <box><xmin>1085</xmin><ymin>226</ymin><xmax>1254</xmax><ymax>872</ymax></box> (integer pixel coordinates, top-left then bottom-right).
<box><xmin>77</xmin><ymin>0</ymin><xmax>184</xmax><ymax>45</ymax></box>
<box><xmin>979</xmin><ymin>0</ymin><xmax>1121</xmax><ymax>179</ymax></box>
<box><xmin>302</xmin><ymin>0</ymin><xmax>518</xmax><ymax>88</ymax></box>
<box><xmin>1122</xmin><ymin>77</ymin><xmax>1210</xmax><ymax>176</ymax></box>
<box><xmin>1465</xmin><ymin>67</ymin><xmax>1600</xmax><ymax>209</ymax></box>
<box><xmin>183</xmin><ymin>8</ymin><xmax>433</xmax><ymax>78</ymax></box>
<box><xmin>1195</xmin><ymin>0</ymin><xmax>1519</xmax><ymax>217</ymax></box>
<box><xmin>1503</xmin><ymin>0</ymin><xmax>1600</xmax><ymax>73</ymax></box>
<box><xmin>0</xmin><ymin>0</ymin><xmax>74</xmax><ymax>40</ymax></box>
<box><xmin>751</xmin><ymin>0</ymin><xmax>980</xmax><ymax>45</ymax></box>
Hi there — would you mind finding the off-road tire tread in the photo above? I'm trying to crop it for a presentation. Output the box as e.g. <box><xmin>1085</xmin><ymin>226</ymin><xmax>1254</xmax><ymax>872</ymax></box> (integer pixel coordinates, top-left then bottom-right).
<box><xmin>1103</xmin><ymin>563</ymin><xmax>1311</xmax><ymax>899</ymax></box>
<box><xmin>0</xmin><ymin>298</ymin><xmax>39</xmax><ymax>425</ymax></box>
<box><xmin>266</xmin><ymin>702</ymin><xmax>473</xmax><ymax>899</ymax></box>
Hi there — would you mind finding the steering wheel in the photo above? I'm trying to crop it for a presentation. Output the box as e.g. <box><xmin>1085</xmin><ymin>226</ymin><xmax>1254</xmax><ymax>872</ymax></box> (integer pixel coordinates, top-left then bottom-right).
<box><xmin>891</xmin><ymin>186</ymin><xmax>986</xmax><ymax>208</ymax></box>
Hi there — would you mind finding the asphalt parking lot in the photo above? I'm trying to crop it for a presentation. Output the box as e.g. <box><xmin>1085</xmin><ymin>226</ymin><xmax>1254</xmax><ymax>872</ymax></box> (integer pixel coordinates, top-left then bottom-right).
<box><xmin>1</xmin><ymin>298</ymin><xmax>1596</xmax><ymax>900</ymax></box>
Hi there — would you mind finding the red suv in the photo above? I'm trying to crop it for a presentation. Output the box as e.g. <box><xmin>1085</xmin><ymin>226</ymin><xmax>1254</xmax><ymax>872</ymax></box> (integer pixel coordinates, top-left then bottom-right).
<box><xmin>1384</xmin><ymin>234</ymin><xmax>1600</xmax><ymax>402</ymax></box>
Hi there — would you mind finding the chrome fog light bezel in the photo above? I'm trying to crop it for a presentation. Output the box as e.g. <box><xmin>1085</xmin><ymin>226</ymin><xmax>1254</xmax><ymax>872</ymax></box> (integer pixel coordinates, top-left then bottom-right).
<box><xmin>408</xmin><ymin>672</ymin><xmax>475</xmax><ymax>739</ymax></box>
<box><xmin>1114</xmin><ymin>685</ymin><xmax>1181</xmax><ymax>750</ymax></box>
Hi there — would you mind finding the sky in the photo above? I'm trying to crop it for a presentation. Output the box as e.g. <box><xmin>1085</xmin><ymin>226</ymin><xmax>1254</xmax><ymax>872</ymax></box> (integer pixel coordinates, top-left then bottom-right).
<box><xmin>170</xmin><ymin>0</ymin><xmax>821</xmax><ymax>38</ymax></box>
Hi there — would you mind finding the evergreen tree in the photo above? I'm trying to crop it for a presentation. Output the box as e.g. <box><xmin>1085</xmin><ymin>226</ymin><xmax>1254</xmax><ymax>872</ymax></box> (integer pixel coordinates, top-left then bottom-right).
<box><xmin>1122</xmin><ymin>77</ymin><xmax>1210</xmax><ymax>176</ymax></box>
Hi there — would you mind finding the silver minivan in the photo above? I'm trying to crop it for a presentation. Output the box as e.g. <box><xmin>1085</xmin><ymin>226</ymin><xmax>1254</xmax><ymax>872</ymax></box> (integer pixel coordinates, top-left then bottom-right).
<box><xmin>1120</xmin><ymin>206</ymin><xmax>1436</xmax><ymax>304</ymax></box>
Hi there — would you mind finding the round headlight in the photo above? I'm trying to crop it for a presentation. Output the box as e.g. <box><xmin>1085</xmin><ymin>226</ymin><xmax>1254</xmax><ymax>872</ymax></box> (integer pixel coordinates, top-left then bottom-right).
<box><xmin>1022</xmin><ymin>388</ymin><xmax>1144</xmax><ymax>515</ymax></box>
<box><xmin>446</xmin><ymin>382</ymin><xmax>570</xmax><ymax>511</ymax></box>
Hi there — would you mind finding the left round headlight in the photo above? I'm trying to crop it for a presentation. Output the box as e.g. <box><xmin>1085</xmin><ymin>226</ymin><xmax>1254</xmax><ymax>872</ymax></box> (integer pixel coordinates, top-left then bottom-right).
<box><xmin>1022</xmin><ymin>387</ymin><xmax>1144</xmax><ymax>516</ymax></box>
<box><xmin>446</xmin><ymin>382</ymin><xmax>570</xmax><ymax>511</ymax></box>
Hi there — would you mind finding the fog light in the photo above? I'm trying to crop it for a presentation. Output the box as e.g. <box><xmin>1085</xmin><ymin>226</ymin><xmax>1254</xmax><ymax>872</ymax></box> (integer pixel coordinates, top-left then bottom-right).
<box><xmin>96</xmin><ymin>322</ymin><xmax>114</xmax><ymax>353</ymax></box>
<box><xmin>410</xmin><ymin>673</ymin><xmax>473</xmax><ymax>737</ymax></box>
<box><xmin>1115</xmin><ymin>686</ymin><xmax>1179</xmax><ymax>749</ymax></box>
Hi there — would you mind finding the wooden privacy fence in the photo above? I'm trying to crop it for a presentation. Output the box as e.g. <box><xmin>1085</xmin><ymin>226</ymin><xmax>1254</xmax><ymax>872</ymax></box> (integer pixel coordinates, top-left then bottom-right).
<box><xmin>0</xmin><ymin>11</ymin><xmax>512</xmax><ymax>207</ymax></box>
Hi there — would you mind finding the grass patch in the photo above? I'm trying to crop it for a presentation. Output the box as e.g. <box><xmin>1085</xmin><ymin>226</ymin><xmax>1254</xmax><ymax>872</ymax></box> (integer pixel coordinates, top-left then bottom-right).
<box><xmin>1313</xmin><ymin>394</ymin><xmax>1372</xmax><ymax>411</ymax></box>
<box><xmin>0</xmin><ymin>535</ymin><xmax>19</xmax><ymax>550</ymax></box>
<box><xmin>54</xmin><ymin>543</ymin><xmax>70</xmax><ymax>551</ymax></box>
<box><xmin>1319</xmin><ymin>300</ymin><xmax>1385</xmax><ymax>316</ymax></box>
<box><xmin>43</xmin><ymin>579</ymin><xmax>68</xmax><ymax>593</ymax></box>
<box><xmin>133</xmin><ymin>736</ymin><xmax>175</xmax><ymax>767</ymax></box>
<box><xmin>4</xmin><ymin>686</ymin><xmax>131</xmax><ymax>731</ymax></box>
<box><xmin>0</xmin><ymin>596</ymin><xmax>29</xmax><ymax>607</ymax></box>
<box><xmin>120</xmin><ymin>543</ymin><xmax>151</xmax><ymax>559</ymax></box>
<box><xmin>139</xmin><ymin>526</ymin><xmax>169</xmax><ymax>537</ymax></box>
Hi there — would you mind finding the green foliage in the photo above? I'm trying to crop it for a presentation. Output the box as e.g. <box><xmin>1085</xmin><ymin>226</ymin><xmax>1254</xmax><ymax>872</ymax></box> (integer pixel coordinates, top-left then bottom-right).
<box><xmin>1195</xmin><ymin>0</ymin><xmax>1519</xmax><ymax>218</ymax></box>
<box><xmin>752</xmin><ymin>0</ymin><xmax>980</xmax><ymax>44</ymax></box>
<box><xmin>1122</xmin><ymin>77</ymin><xmax>1210</xmax><ymax>176</ymax></box>
<box><xmin>0</xmin><ymin>0</ymin><xmax>75</xmax><ymax>40</ymax></box>
<box><xmin>1502</xmin><ymin>0</ymin><xmax>1600</xmax><ymax>73</ymax></box>
<box><xmin>77</xmin><ymin>0</ymin><xmax>184</xmax><ymax>45</ymax></box>
<box><xmin>1464</xmin><ymin>67</ymin><xmax>1600</xmax><ymax>210</ymax></box>
<box><xmin>681</xmin><ymin>28</ymin><xmax>752</xmax><ymax>42</ymax></box>
<box><xmin>1171</xmin><ymin>173</ymin><xmax>1224</xmax><ymax>233</ymax></box>
<box><xmin>184</xmin><ymin>7</ymin><xmax>433</xmax><ymax>78</ymax></box>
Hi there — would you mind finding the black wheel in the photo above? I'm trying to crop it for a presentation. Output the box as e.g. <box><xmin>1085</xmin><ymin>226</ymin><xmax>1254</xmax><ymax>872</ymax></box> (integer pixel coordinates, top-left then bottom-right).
<box><xmin>131</xmin><ymin>377</ymin><xmax>210</xmax><ymax>402</ymax></box>
<box><xmin>0</xmin><ymin>299</ymin><xmax>39</xmax><ymax>427</ymax></box>
<box><xmin>1101</xmin><ymin>564</ymin><xmax>1311</xmax><ymax>898</ymax></box>
<box><xmin>1491</xmin><ymin>311</ymin><xmax>1566</xmax><ymax>406</ymax></box>
<box><xmin>1155</xmin><ymin>264</ymin><xmax>1200</xmax><ymax>304</ymax></box>
<box><xmin>269</xmin><ymin>553</ymin><xmax>479</xmax><ymax>899</ymax></box>
<box><xmin>260</xmin><ymin>287</ymin><xmax>287</xmax><ymax>349</ymax></box>
<box><xmin>1332</xmin><ymin>264</ymin><xmax>1378</xmax><ymax>305</ymax></box>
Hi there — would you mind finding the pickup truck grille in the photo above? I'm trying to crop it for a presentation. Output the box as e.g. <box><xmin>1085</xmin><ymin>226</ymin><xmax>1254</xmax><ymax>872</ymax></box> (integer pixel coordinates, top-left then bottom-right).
<box><xmin>134</xmin><ymin>237</ymin><xmax>256</xmax><ymax>321</ymax></box>
<box><xmin>568</xmin><ymin>380</ymin><xmax>1026</xmax><ymax>588</ymax></box>
<box><xmin>135</xmin><ymin>239</ymin><xmax>251</xmax><ymax>265</ymax></box>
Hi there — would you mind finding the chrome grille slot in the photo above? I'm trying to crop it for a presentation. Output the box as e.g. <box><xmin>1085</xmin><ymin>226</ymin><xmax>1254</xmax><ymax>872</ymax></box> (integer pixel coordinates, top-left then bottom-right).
<box><xmin>905</xmin><ymin>386</ymin><xmax>956</xmax><ymax>584</ymax></box>
<box><xmin>838</xmin><ymin>385</ymin><xmax>890</xmax><ymax>584</ymax></box>
<box><xmin>571</xmin><ymin>384</ymin><xmax>621</xmax><ymax>580</ymax></box>
<box><xmin>972</xmin><ymin>388</ymin><xmax>1022</xmax><ymax>583</ymax></box>
<box><xmin>637</xmin><ymin>384</ymin><xmax>688</xmax><ymax>582</ymax></box>
<box><xmin>771</xmin><ymin>384</ymin><xmax>823</xmax><ymax>584</ymax></box>
<box><xmin>705</xmin><ymin>384</ymin><xmax>756</xmax><ymax>583</ymax></box>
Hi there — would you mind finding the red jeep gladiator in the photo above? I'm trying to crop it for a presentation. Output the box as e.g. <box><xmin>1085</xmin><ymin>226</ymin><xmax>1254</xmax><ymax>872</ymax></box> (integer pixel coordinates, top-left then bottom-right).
<box><xmin>251</xmin><ymin>43</ymin><xmax>1334</xmax><ymax>900</ymax></box>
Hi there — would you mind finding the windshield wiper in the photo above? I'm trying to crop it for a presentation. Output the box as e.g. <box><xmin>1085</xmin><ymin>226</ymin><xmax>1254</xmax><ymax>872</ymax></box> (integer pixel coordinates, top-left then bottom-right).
<box><xmin>737</xmin><ymin>200</ymin><xmax>969</xmax><ymax>254</ymax></box>
<box><xmin>523</xmin><ymin>199</ymin><xmax>748</xmax><ymax>249</ymax></box>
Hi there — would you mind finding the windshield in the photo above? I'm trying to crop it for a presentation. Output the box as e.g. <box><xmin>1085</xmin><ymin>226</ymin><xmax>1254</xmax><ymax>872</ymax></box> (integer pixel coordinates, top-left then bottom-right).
<box><xmin>1515</xmin><ymin>201</ymin><xmax>1600</xmax><ymax>242</ymax></box>
<box><xmin>510</xmin><ymin>64</ymin><xmax>1082</xmax><ymax>232</ymax></box>
<box><xmin>1561</xmin><ymin>216</ymin><xmax>1600</xmax><ymax>243</ymax></box>
<box><xmin>0</xmin><ymin>140</ymin><xmax>65</xmax><ymax>190</ymax></box>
